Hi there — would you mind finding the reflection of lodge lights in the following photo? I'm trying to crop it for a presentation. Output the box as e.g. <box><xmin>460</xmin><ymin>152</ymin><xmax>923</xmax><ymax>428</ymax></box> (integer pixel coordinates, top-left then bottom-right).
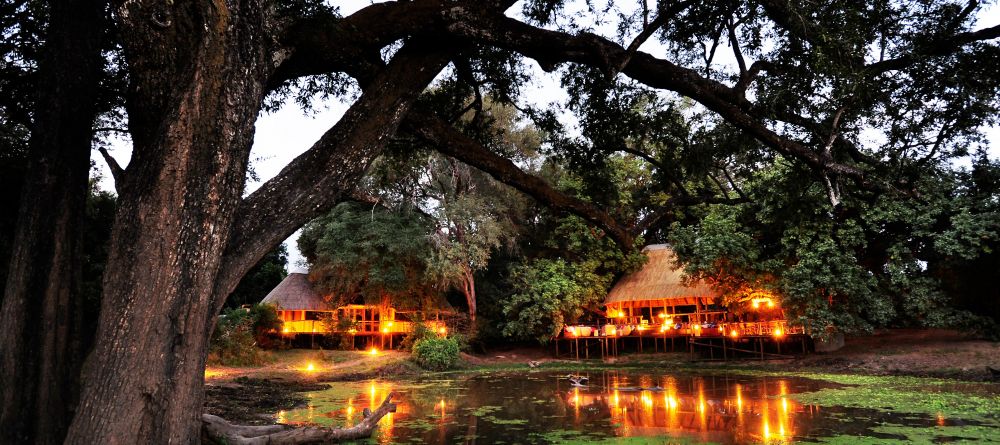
<box><xmin>763</xmin><ymin>419</ymin><xmax>771</xmax><ymax>440</ymax></box>
<box><xmin>305</xmin><ymin>362</ymin><xmax>315</xmax><ymax>372</ymax></box>
<box><xmin>573</xmin><ymin>387</ymin><xmax>580</xmax><ymax>406</ymax></box>
<box><xmin>736</xmin><ymin>385</ymin><xmax>744</xmax><ymax>411</ymax></box>
<box><xmin>641</xmin><ymin>393</ymin><xmax>653</xmax><ymax>408</ymax></box>
<box><xmin>346</xmin><ymin>398</ymin><xmax>354</xmax><ymax>415</ymax></box>
<box><xmin>370</xmin><ymin>347</ymin><xmax>379</xmax><ymax>356</ymax></box>
<box><xmin>612</xmin><ymin>390</ymin><xmax>620</xmax><ymax>408</ymax></box>
<box><xmin>782</xmin><ymin>397</ymin><xmax>789</xmax><ymax>413</ymax></box>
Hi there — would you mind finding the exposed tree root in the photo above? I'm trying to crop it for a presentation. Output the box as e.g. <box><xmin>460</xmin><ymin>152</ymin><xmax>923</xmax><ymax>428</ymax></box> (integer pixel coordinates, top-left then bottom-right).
<box><xmin>202</xmin><ymin>392</ymin><xmax>396</xmax><ymax>444</ymax></box>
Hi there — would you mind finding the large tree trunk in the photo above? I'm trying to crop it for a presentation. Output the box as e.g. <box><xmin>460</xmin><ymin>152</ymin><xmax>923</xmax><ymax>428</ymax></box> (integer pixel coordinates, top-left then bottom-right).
<box><xmin>0</xmin><ymin>0</ymin><xmax>107</xmax><ymax>443</ymax></box>
<box><xmin>64</xmin><ymin>1</ymin><xmax>272</xmax><ymax>443</ymax></box>
<box><xmin>63</xmin><ymin>1</ymin><xmax>451</xmax><ymax>440</ymax></box>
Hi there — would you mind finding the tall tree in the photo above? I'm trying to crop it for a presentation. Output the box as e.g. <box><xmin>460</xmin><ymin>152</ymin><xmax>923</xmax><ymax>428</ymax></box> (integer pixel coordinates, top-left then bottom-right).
<box><xmin>0</xmin><ymin>1</ymin><xmax>996</xmax><ymax>443</ymax></box>
<box><xmin>0</xmin><ymin>0</ymin><xmax>109</xmax><ymax>443</ymax></box>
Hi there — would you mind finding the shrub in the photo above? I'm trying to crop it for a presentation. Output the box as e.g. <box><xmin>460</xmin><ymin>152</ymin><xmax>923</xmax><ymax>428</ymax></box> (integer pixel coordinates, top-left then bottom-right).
<box><xmin>209</xmin><ymin>304</ymin><xmax>279</xmax><ymax>365</ymax></box>
<box><xmin>400</xmin><ymin>321</ymin><xmax>436</xmax><ymax>351</ymax></box>
<box><xmin>412</xmin><ymin>337</ymin><xmax>460</xmax><ymax>371</ymax></box>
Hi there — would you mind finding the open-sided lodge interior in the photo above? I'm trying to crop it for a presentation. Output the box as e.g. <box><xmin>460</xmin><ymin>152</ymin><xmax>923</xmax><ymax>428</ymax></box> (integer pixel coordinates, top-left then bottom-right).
<box><xmin>563</xmin><ymin>245</ymin><xmax>804</xmax><ymax>344</ymax></box>
<box><xmin>259</xmin><ymin>273</ymin><xmax>447</xmax><ymax>337</ymax></box>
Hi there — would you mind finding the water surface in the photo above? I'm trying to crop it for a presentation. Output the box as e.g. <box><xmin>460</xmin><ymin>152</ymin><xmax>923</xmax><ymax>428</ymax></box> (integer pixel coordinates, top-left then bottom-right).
<box><xmin>277</xmin><ymin>371</ymin><xmax>998</xmax><ymax>444</ymax></box>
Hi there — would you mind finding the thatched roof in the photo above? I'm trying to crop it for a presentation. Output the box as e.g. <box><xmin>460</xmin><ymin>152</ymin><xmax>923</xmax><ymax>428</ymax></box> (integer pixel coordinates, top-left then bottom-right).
<box><xmin>605</xmin><ymin>244</ymin><xmax>718</xmax><ymax>306</ymax></box>
<box><xmin>260</xmin><ymin>273</ymin><xmax>332</xmax><ymax>311</ymax></box>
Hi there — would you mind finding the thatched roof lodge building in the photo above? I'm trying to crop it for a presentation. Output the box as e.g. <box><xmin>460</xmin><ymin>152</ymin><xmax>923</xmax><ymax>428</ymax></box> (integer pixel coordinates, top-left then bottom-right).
<box><xmin>260</xmin><ymin>272</ymin><xmax>407</xmax><ymax>336</ymax></box>
<box><xmin>605</xmin><ymin>244</ymin><xmax>723</xmax><ymax>326</ymax></box>
<box><xmin>571</xmin><ymin>244</ymin><xmax>803</xmax><ymax>341</ymax></box>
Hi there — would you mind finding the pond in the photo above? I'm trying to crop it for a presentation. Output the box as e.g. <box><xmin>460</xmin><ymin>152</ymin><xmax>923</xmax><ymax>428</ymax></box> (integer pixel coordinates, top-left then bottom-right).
<box><xmin>276</xmin><ymin>371</ymin><xmax>1000</xmax><ymax>444</ymax></box>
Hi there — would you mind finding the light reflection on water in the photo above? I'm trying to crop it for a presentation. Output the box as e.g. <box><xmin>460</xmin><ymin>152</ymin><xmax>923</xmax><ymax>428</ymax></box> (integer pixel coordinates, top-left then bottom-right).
<box><xmin>274</xmin><ymin>371</ymin><xmax>951</xmax><ymax>444</ymax></box>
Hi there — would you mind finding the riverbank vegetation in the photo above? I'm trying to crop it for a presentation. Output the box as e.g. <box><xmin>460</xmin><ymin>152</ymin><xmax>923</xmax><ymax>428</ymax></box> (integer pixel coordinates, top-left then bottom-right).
<box><xmin>3</xmin><ymin>0</ymin><xmax>1000</xmax><ymax>443</ymax></box>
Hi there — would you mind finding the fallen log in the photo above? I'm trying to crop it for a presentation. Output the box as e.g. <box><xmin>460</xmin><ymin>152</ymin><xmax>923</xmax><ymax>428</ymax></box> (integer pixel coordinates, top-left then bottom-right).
<box><xmin>203</xmin><ymin>391</ymin><xmax>397</xmax><ymax>444</ymax></box>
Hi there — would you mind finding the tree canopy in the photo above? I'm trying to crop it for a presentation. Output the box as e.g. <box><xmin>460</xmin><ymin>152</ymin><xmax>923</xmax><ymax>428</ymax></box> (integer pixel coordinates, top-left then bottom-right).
<box><xmin>1</xmin><ymin>0</ymin><xmax>999</xmax><ymax>443</ymax></box>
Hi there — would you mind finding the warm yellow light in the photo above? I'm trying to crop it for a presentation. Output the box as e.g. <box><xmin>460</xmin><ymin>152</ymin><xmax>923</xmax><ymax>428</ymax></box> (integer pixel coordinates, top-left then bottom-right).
<box><xmin>282</xmin><ymin>327</ymin><xmax>290</xmax><ymax>333</ymax></box>
<box><xmin>659</xmin><ymin>325</ymin><xmax>668</xmax><ymax>333</ymax></box>
<box><xmin>667</xmin><ymin>395</ymin><xmax>678</xmax><ymax>409</ymax></box>
<box><xmin>306</xmin><ymin>362</ymin><xmax>315</xmax><ymax>372</ymax></box>
<box><xmin>382</xmin><ymin>327</ymin><xmax>389</xmax><ymax>333</ymax></box>
<box><xmin>730</xmin><ymin>329</ymin><xmax>739</xmax><ymax>338</ymax></box>
<box><xmin>694</xmin><ymin>325</ymin><xmax>702</xmax><ymax>336</ymax></box>
<box><xmin>348</xmin><ymin>328</ymin><xmax>357</xmax><ymax>334</ymax></box>
<box><xmin>752</xmin><ymin>300</ymin><xmax>760</xmax><ymax>309</ymax></box>
<box><xmin>719</xmin><ymin>326</ymin><xmax>725</xmax><ymax>333</ymax></box>
<box><xmin>369</xmin><ymin>348</ymin><xmax>378</xmax><ymax>356</ymax></box>
<box><xmin>767</xmin><ymin>300</ymin><xmax>775</xmax><ymax>308</ymax></box>
<box><xmin>610</xmin><ymin>327</ymin><xmax>617</xmax><ymax>336</ymax></box>
<box><xmin>568</xmin><ymin>327</ymin><xmax>577</xmax><ymax>337</ymax></box>
<box><xmin>773</xmin><ymin>328</ymin><xmax>783</xmax><ymax>338</ymax></box>
<box><xmin>642</xmin><ymin>393</ymin><xmax>653</xmax><ymax>408</ymax></box>
<box><xmin>637</xmin><ymin>325</ymin><xmax>646</xmax><ymax>331</ymax></box>
<box><xmin>386</xmin><ymin>321</ymin><xmax>393</xmax><ymax>327</ymax></box>
<box><xmin>438</xmin><ymin>326</ymin><xmax>447</xmax><ymax>335</ymax></box>
<box><xmin>658</xmin><ymin>312</ymin><xmax>666</xmax><ymax>318</ymax></box>
<box><xmin>781</xmin><ymin>397</ymin><xmax>789</xmax><ymax>413</ymax></box>
<box><xmin>763</xmin><ymin>420</ymin><xmax>771</xmax><ymax>440</ymax></box>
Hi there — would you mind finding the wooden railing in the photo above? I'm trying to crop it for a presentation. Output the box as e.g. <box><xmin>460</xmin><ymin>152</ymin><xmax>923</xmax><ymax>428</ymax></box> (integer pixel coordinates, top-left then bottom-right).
<box><xmin>561</xmin><ymin>320</ymin><xmax>805</xmax><ymax>338</ymax></box>
<box><xmin>279</xmin><ymin>320</ymin><xmax>446</xmax><ymax>335</ymax></box>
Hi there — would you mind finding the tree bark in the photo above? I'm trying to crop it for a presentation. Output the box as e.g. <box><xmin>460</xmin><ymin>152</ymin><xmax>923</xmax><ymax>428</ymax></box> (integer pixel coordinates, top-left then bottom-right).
<box><xmin>64</xmin><ymin>4</ymin><xmax>450</xmax><ymax>443</ymax></box>
<box><xmin>64</xmin><ymin>1</ymin><xmax>273</xmax><ymax>443</ymax></box>
<box><xmin>0</xmin><ymin>0</ymin><xmax>107</xmax><ymax>443</ymax></box>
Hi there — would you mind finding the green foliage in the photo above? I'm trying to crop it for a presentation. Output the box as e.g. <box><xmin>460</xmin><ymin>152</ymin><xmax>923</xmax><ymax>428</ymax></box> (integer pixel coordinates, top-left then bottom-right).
<box><xmin>670</xmin><ymin>157</ymin><xmax>1000</xmax><ymax>334</ymax></box>
<box><xmin>226</xmin><ymin>245</ymin><xmax>288</xmax><ymax>308</ymax></box>
<box><xmin>209</xmin><ymin>304</ymin><xmax>281</xmax><ymax>365</ymax></box>
<box><xmin>318</xmin><ymin>313</ymin><xmax>358</xmax><ymax>350</ymax></box>
<box><xmin>400</xmin><ymin>320</ymin><xmax>437</xmax><ymax>351</ymax></box>
<box><xmin>412</xmin><ymin>337</ymin><xmax>461</xmax><ymax>371</ymax></box>
<box><xmin>298</xmin><ymin>202</ymin><xmax>435</xmax><ymax>307</ymax></box>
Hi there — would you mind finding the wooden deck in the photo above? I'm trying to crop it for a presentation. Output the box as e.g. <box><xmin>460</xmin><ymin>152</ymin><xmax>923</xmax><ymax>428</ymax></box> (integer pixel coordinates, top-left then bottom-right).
<box><xmin>555</xmin><ymin>320</ymin><xmax>810</xmax><ymax>360</ymax></box>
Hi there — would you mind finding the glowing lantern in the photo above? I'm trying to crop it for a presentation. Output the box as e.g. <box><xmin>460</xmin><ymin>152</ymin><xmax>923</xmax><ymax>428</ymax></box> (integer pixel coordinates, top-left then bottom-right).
<box><xmin>386</xmin><ymin>321</ymin><xmax>394</xmax><ymax>327</ymax></box>
<box><xmin>773</xmin><ymin>328</ymin><xmax>784</xmax><ymax>338</ymax></box>
<box><xmin>369</xmin><ymin>347</ymin><xmax>378</xmax><ymax>356</ymax></box>
<box><xmin>438</xmin><ymin>326</ymin><xmax>447</xmax><ymax>335</ymax></box>
<box><xmin>305</xmin><ymin>362</ymin><xmax>315</xmax><ymax>372</ymax></box>
<box><xmin>282</xmin><ymin>327</ymin><xmax>290</xmax><ymax>334</ymax></box>
<box><xmin>752</xmin><ymin>300</ymin><xmax>760</xmax><ymax>309</ymax></box>
<box><xmin>382</xmin><ymin>327</ymin><xmax>389</xmax><ymax>333</ymax></box>
<box><xmin>730</xmin><ymin>329</ymin><xmax>739</xmax><ymax>338</ymax></box>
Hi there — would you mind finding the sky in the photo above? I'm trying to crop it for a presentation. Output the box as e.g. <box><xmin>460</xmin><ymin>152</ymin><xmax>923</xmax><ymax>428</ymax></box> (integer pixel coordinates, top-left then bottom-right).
<box><xmin>94</xmin><ymin>0</ymin><xmax>1000</xmax><ymax>273</ymax></box>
